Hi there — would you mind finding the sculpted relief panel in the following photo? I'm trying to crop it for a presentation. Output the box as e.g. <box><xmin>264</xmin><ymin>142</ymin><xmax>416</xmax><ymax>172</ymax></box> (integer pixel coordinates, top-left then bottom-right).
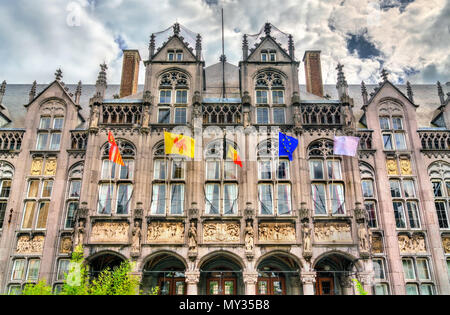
<box><xmin>203</xmin><ymin>222</ymin><xmax>240</xmax><ymax>243</ymax></box>
<box><xmin>258</xmin><ymin>223</ymin><xmax>296</xmax><ymax>243</ymax></box>
<box><xmin>442</xmin><ymin>235</ymin><xmax>450</xmax><ymax>254</ymax></box>
<box><xmin>16</xmin><ymin>235</ymin><xmax>45</xmax><ymax>254</ymax></box>
<box><xmin>314</xmin><ymin>222</ymin><xmax>352</xmax><ymax>243</ymax></box>
<box><xmin>90</xmin><ymin>221</ymin><xmax>129</xmax><ymax>243</ymax></box>
<box><xmin>398</xmin><ymin>234</ymin><xmax>427</xmax><ymax>254</ymax></box>
<box><xmin>371</xmin><ymin>234</ymin><xmax>384</xmax><ymax>254</ymax></box>
<box><xmin>147</xmin><ymin>222</ymin><xmax>185</xmax><ymax>244</ymax></box>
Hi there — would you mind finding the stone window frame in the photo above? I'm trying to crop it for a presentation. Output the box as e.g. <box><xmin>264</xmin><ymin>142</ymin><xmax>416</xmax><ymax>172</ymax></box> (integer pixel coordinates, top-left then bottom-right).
<box><xmin>256</xmin><ymin>138</ymin><xmax>292</xmax><ymax>216</ymax></box>
<box><xmin>150</xmin><ymin>142</ymin><xmax>186</xmax><ymax>216</ymax></box>
<box><xmin>372</xmin><ymin>257</ymin><xmax>391</xmax><ymax>295</ymax></box>
<box><xmin>402</xmin><ymin>257</ymin><xmax>436</xmax><ymax>295</ymax></box>
<box><xmin>254</xmin><ymin>70</ymin><xmax>286</xmax><ymax>125</ymax></box>
<box><xmin>0</xmin><ymin>161</ymin><xmax>13</xmax><ymax>230</ymax></box>
<box><xmin>157</xmin><ymin>70</ymin><xmax>190</xmax><ymax>125</ymax></box>
<box><xmin>52</xmin><ymin>258</ymin><xmax>71</xmax><ymax>291</ymax></box>
<box><xmin>63</xmin><ymin>162</ymin><xmax>83</xmax><ymax>230</ymax></box>
<box><xmin>428</xmin><ymin>161</ymin><xmax>450</xmax><ymax>230</ymax></box>
<box><xmin>378</xmin><ymin>102</ymin><xmax>408</xmax><ymax>152</ymax></box>
<box><xmin>359</xmin><ymin>162</ymin><xmax>380</xmax><ymax>229</ymax></box>
<box><xmin>8</xmin><ymin>257</ymin><xmax>41</xmax><ymax>293</ymax></box>
<box><xmin>203</xmin><ymin>139</ymin><xmax>240</xmax><ymax>216</ymax></box>
<box><xmin>97</xmin><ymin>140</ymin><xmax>135</xmax><ymax>216</ymax></box>
<box><xmin>36</xmin><ymin>114</ymin><xmax>65</xmax><ymax>151</ymax></box>
<box><xmin>389</xmin><ymin>177</ymin><xmax>422</xmax><ymax>230</ymax></box>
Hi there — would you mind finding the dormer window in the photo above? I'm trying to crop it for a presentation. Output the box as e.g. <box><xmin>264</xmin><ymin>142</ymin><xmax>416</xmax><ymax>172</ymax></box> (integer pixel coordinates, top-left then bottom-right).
<box><xmin>261</xmin><ymin>52</ymin><xmax>268</xmax><ymax>62</ymax></box>
<box><xmin>168</xmin><ymin>50</ymin><xmax>183</xmax><ymax>61</ymax></box>
<box><xmin>168</xmin><ymin>51</ymin><xmax>175</xmax><ymax>61</ymax></box>
<box><xmin>270</xmin><ymin>52</ymin><xmax>276</xmax><ymax>62</ymax></box>
<box><xmin>176</xmin><ymin>51</ymin><xmax>183</xmax><ymax>61</ymax></box>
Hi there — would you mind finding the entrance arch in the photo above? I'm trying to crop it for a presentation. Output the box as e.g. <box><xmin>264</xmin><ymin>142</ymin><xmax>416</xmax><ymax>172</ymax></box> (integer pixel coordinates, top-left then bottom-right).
<box><xmin>142</xmin><ymin>252</ymin><xmax>187</xmax><ymax>295</ymax></box>
<box><xmin>88</xmin><ymin>251</ymin><xmax>126</xmax><ymax>278</ymax></box>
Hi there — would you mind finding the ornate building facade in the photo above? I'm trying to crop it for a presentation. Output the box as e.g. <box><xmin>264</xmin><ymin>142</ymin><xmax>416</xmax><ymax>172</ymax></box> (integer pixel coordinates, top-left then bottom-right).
<box><xmin>0</xmin><ymin>23</ymin><xmax>449</xmax><ymax>295</ymax></box>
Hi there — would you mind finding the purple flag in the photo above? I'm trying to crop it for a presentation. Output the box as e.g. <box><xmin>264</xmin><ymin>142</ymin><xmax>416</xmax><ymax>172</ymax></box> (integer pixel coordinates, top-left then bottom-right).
<box><xmin>334</xmin><ymin>136</ymin><xmax>360</xmax><ymax>157</ymax></box>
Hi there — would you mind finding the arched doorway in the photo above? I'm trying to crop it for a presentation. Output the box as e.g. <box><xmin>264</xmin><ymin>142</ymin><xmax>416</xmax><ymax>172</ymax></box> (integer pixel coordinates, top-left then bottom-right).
<box><xmin>314</xmin><ymin>253</ymin><xmax>357</xmax><ymax>295</ymax></box>
<box><xmin>142</xmin><ymin>253</ymin><xmax>187</xmax><ymax>295</ymax></box>
<box><xmin>257</xmin><ymin>253</ymin><xmax>301</xmax><ymax>295</ymax></box>
<box><xmin>88</xmin><ymin>252</ymin><xmax>125</xmax><ymax>278</ymax></box>
<box><xmin>199</xmin><ymin>253</ymin><xmax>244</xmax><ymax>295</ymax></box>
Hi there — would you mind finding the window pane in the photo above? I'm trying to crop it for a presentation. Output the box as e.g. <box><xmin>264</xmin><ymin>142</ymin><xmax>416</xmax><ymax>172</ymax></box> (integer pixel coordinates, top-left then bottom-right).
<box><xmin>12</xmin><ymin>259</ymin><xmax>26</xmax><ymax>280</ymax></box>
<box><xmin>27</xmin><ymin>259</ymin><xmax>40</xmax><ymax>281</ymax></box>
<box><xmin>65</xmin><ymin>202</ymin><xmax>78</xmax><ymax>229</ymax></box>
<box><xmin>116</xmin><ymin>184</ymin><xmax>132</xmax><ymax>214</ymax></box>
<box><xmin>312</xmin><ymin>184</ymin><xmax>326</xmax><ymax>214</ymax></box>
<box><xmin>151</xmin><ymin>184</ymin><xmax>166</xmax><ymax>214</ymax></box>
<box><xmin>98</xmin><ymin>184</ymin><xmax>113</xmax><ymax>214</ymax></box>
<box><xmin>0</xmin><ymin>180</ymin><xmax>11</xmax><ymax>198</ymax></box>
<box><xmin>403</xmin><ymin>180</ymin><xmax>416</xmax><ymax>198</ymax></box>
<box><xmin>420</xmin><ymin>284</ymin><xmax>434</xmax><ymax>295</ymax></box>
<box><xmin>405</xmin><ymin>284</ymin><xmax>419</xmax><ymax>295</ymax></box>
<box><xmin>257</xmin><ymin>108</ymin><xmax>269</xmax><ymax>124</ymax></box>
<box><xmin>41</xmin><ymin>180</ymin><xmax>53</xmax><ymax>198</ymax></box>
<box><xmin>172</xmin><ymin>160</ymin><xmax>185</xmax><ymax>179</ymax></box>
<box><xmin>373</xmin><ymin>259</ymin><xmax>385</xmax><ymax>279</ymax></box>
<box><xmin>261</xmin><ymin>54</ymin><xmax>267</xmax><ymax>62</ymax></box>
<box><xmin>57</xmin><ymin>260</ymin><xmax>70</xmax><ymax>281</ymax></box>
<box><xmin>36</xmin><ymin>202</ymin><xmax>49</xmax><ymax>229</ymax></box>
<box><xmin>174</xmin><ymin>108</ymin><xmax>187</xmax><ymax>124</ymax></box>
<box><xmin>154</xmin><ymin>160</ymin><xmax>167</xmax><ymax>180</ymax></box>
<box><xmin>392</xmin><ymin>117</ymin><xmax>403</xmax><ymax>130</ymax></box>
<box><xmin>394</xmin><ymin>133</ymin><xmax>407</xmax><ymax>150</ymax></box>
<box><xmin>393</xmin><ymin>202</ymin><xmax>406</xmax><ymax>228</ymax></box>
<box><xmin>402</xmin><ymin>259</ymin><xmax>416</xmax><ymax>280</ymax></box>
<box><xmin>435</xmin><ymin>202</ymin><xmax>449</xmax><ymax>229</ymax></box>
<box><xmin>416</xmin><ymin>259</ymin><xmax>431</xmax><ymax>280</ymax></box>
<box><xmin>120</xmin><ymin>160</ymin><xmax>134</xmax><ymax>180</ymax></box>
<box><xmin>259</xmin><ymin>160</ymin><xmax>272</xmax><ymax>180</ymax></box>
<box><xmin>53</xmin><ymin>117</ymin><xmax>64</xmax><ymax>129</ymax></box>
<box><xmin>362</xmin><ymin>180</ymin><xmax>374</xmax><ymax>198</ymax></box>
<box><xmin>259</xmin><ymin>184</ymin><xmax>273</xmax><ymax>215</ymax></box>
<box><xmin>168</xmin><ymin>53</ymin><xmax>174</xmax><ymax>61</ymax></box>
<box><xmin>101</xmin><ymin>160</ymin><xmax>115</xmax><ymax>179</ymax></box>
<box><xmin>309</xmin><ymin>160</ymin><xmax>324</xmax><ymax>180</ymax></box>
<box><xmin>28</xmin><ymin>180</ymin><xmax>39</xmax><ymax>198</ymax></box>
<box><xmin>374</xmin><ymin>284</ymin><xmax>389</xmax><ymax>295</ymax></box>
<box><xmin>365</xmin><ymin>202</ymin><xmax>378</xmax><ymax>228</ymax></box>
<box><xmin>224</xmin><ymin>184</ymin><xmax>238</xmax><ymax>215</ymax></box>
<box><xmin>158</xmin><ymin>109</ymin><xmax>171</xmax><ymax>124</ymax></box>
<box><xmin>379</xmin><ymin>117</ymin><xmax>390</xmax><ymax>130</ymax></box>
<box><xmin>8</xmin><ymin>285</ymin><xmax>21</xmax><ymax>295</ymax></box>
<box><xmin>40</xmin><ymin>117</ymin><xmax>51</xmax><ymax>129</ymax></box>
<box><xmin>36</xmin><ymin>133</ymin><xmax>48</xmax><ymax>150</ymax></box>
<box><xmin>330</xmin><ymin>184</ymin><xmax>345</xmax><ymax>214</ymax></box>
<box><xmin>205</xmin><ymin>184</ymin><xmax>220</xmax><ymax>214</ymax></box>
<box><xmin>170</xmin><ymin>184</ymin><xmax>184</xmax><ymax>215</ymax></box>
<box><xmin>206</xmin><ymin>161</ymin><xmax>220</xmax><ymax>180</ymax></box>
<box><xmin>327</xmin><ymin>160</ymin><xmax>342</xmax><ymax>180</ymax></box>
<box><xmin>69</xmin><ymin>180</ymin><xmax>81</xmax><ymax>198</ymax></box>
<box><xmin>0</xmin><ymin>202</ymin><xmax>7</xmax><ymax>229</ymax></box>
<box><xmin>432</xmin><ymin>181</ymin><xmax>443</xmax><ymax>197</ymax></box>
<box><xmin>273</xmin><ymin>108</ymin><xmax>285</xmax><ymax>124</ymax></box>
<box><xmin>22</xmin><ymin>201</ymin><xmax>36</xmax><ymax>229</ymax></box>
<box><xmin>272</xmin><ymin>91</ymin><xmax>284</xmax><ymax>105</ymax></box>
<box><xmin>383</xmin><ymin>134</ymin><xmax>393</xmax><ymax>150</ymax></box>
<box><xmin>224</xmin><ymin>161</ymin><xmax>237</xmax><ymax>180</ymax></box>
<box><xmin>446</xmin><ymin>182</ymin><xmax>450</xmax><ymax>197</ymax></box>
<box><xmin>176</xmin><ymin>90</ymin><xmax>188</xmax><ymax>104</ymax></box>
<box><xmin>407</xmin><ymin>202</ymin><xmax>421</xmax><ymax>228</ymax></box>
<box><xmin>50</xmin><ymin>133</ymin><xmax>61</xmax><ymax>150</ymax></box>
<box><xmin>160</xmin><ymin>90</ymin><xmax>171</xmax><ymax>104</ymax></box>
<box><xmin>277</xmin><ymin>160</ymin><xmax>289</xmax><ymax>180</ymax></box>
<box><xmin>277</xmin><ymin>184</ymin><xmax>291</xmax><ymax>215</ymax></box>
<box><xmin>390</xmin><ymin>180</ymin><xmax>402</xmax><ymax>198</ymax></box>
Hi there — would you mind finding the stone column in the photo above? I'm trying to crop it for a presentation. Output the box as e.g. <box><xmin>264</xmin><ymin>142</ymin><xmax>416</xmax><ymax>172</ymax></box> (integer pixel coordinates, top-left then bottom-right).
<box><xmin>243</xmin><ymin>272</ymin><xmax>258</xmax><ymax>295</ymax></box>
<box><xmin>300</xmin><ymin>272</ymin><xmax>317</xmax><ymax>295</ymax></box>
<box><xmin>358</xmin><ymin>273</ymin><xmax>374</xmax><ymax>295</ymax></box>
<box><xmin>185</xmin><ymin>271</ymin><xmax>200</xmax><ymax>296</ymax></box>
<box><xmin>289</xmin><ymin>276</ymin><xmax>301</xmax><ymax>295</ymax></box>
<box><xmin>340</xmin><ymin>276</ymin><xmax>354</xmax><ymax>295</ymax></box>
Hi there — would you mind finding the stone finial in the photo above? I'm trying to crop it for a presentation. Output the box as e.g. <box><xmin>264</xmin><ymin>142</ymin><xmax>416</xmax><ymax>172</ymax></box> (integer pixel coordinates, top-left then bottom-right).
<box><xmin>195</xmin><ymin>33</ymin><xmax>202</xmax><ymax>60</ymax></box>
<box><xmin>361</xmin><ymin>81</ymin><xmax>368</xmax><ymax>105</ymax></box>
<box><xmin>92</xmin><ymin>63</ymin><xmax>108</xmax><ymax>101</ymax></box>
<box><xmin>220</xmin><ymin>54</ymin><xmax>227</xmax><ymax>63</ymax></box>
<box><xmin>0</xmin><ymin>80</ymin><xmax>6</xmax><ymax>104</ymax></box>
<box><xmin>437</xmin><ymin>81</ymin><xmax>445</xmax><ymax>105</ymax></box>
<box><xmin>336</xmin><ymin>63</ymin><xmax>349</xmax><ymax>99</ymax></box>
<box><xmin>406</xmin><ymin>81</ymin><xmax>414</xmax><ymax>104</ymax></box>
<box><xmin>55</xmin><ymin>68</ymin><xmax>63</xmax><ymax>81</ymax></box>
<box><xmin>264</xmin><ymin>22</ymin><xmax>271</xmax><ymax>36</ymax></box>
<box><xmin>381</xmin><ymin>68</ymin><xmax>389</xmax><ymax>82</ymax></box>
<box><xmin>75</xmin><ymin>81</ymin><xmax>82</xmax><ymax>104</ymax></box>
<box><xmin>149</xmin><ymin>34</ymin><xmax>156</xmax><ymax>59</ymax></box>
<box><xmin>29</xmin><ymin>81</ymin><xmax>37</xmax><ymax>103</ymax></box>
<box><xmin>173</xmin><ymin>22</ymin><xmax>181</xmax><ymax>36</ymax></box>
<box><xmin>242</xmin><ymin>34</ymin><xmax>249</xmax><ymax>60</ymax></box>
<box><xmin>288</xmin><ymin>34</ymin><xmax>295</xmax><ymax>59</ymax></box>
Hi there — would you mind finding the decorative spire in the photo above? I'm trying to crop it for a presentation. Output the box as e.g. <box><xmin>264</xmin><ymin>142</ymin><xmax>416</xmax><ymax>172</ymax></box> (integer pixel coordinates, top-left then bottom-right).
<box><xmin>55</xmin><ymin>68</ymin><xmax>63</xmax><ymax>81</ymax></box>
<box><xmin>361</xmin><ymin>81</ymin><xmax>368</xmax><ymax>105</ymax></box>
<box><xmin>149</xmin><ymin>34</ymin><xmax>156</xmax><ymax>59</ymax></box>
<box><xmin>242</xmin><ymin>34</ymin><xmax>249</xmax><ymax>60</ymax></box>
<box><xmin>94</xmin><ymin>63</ymin><xmax>108</xmax><ymax>99</ymax></box>
<box><xmin>437</xmin><ymin>81</ymin><xmax>445</xmax><ymax>105</ymax></box>
<box><xmin>406</xmin><ymin>81</ymin><xmax>414</xmax><ymax>104</ymax></box>
<box><xmin>381</xmin><ymin>68</ymin><xmax>389</xmax><ymax>82</ymax></box>
<box><xmin>195</xmin><ymin>33</ymin><xmax>202</xmax><ymax>60</ymax></box>
<box><xmin>288</xmin><ymin>34</ymin><xmax>295</xmax><ymax>59</ymax></box>
<box><xmin>29</xmin><ymin>81</ymin><xmax>37</xmax><ymax>103</ymax></box>
<box><xmin>0</xmin><ymin>80</ymin><xmax>5</xmax><ymax>104</ymax></box>
<box><xmin>75</xmin><ymin>81</ymin><xmax>82</xmax><ymax>105</ymax></box>
<box><xmin>173</xmin><ymin>22</ymin><xmax>180</xmax><ymax>36</ymax></box>
<box><xmin>264</xmin><ymin>23</ymin><xmax>272</xmax><ymax>37</ymax></box>
<box><xmin>336</xmin><ymin>63</ymin><xmax>349</xmax><ymax>100</ymax></box>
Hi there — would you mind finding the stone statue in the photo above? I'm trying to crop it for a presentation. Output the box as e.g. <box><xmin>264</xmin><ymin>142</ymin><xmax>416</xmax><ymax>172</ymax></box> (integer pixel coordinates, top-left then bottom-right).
<box><xmin>90</xmin><ymin>105</ymin><xmax>100</xmax><ymax>129</ymax></box>
<box><xmin>75</xmin><ymin>220</ymin><xmax>85</xmax><ymax>247</ymax></box>
<box><xmin>188</xmin><ymin>221</ymin><xmax>197</xmax><ymax>252</ymax></box>
<box><xmin>302</xmin><ymin>222</ymin><xmax>312</xmax><ymax>253</ymax></box>
<box><xmin>358</xmin><ymin>223</ymin><xmax>369</xmax><ymax>252</ymax></box>
<box><xmin>244</xmin><ymin>221</ymin><xmax>254</xmax><ymax>252</ymax></box>
<box><xmin>131</xmin><ymin>221</ymin><xmax>141</xmax><ymax>253</ymax></box>
<box><xmin>142</xmin><ymin>106</ymin><xmax>150</xmax><ymax>128</ymax></box>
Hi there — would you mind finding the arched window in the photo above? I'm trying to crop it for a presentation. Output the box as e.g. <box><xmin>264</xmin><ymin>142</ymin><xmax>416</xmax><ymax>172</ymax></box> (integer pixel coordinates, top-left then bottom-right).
<box><xmin>257</xmin><ymin>139</ymin><xmax>291</xmax><ymax>216</ymax></box>
<box><xmin>63</xmin><ymin>163</ymin><xmax>83</xmax><ymax>229</ymax></box>
<box><xmin>0</xmin><ymin>162</ymin><xmax>13</xmax><ymax>229</ymax></box>
<box><xmin>98</xmin><ymin>140</ymin><xmax>135</xmax><ymax>215</ymax></box>
<box><xmin>359</xmin><ymin>162</ymin><xmax>379</xmax><ymax>228</ymax></box>
<box><xmin>378</xmin><ymin>101</ymin><xmax>407</xmax><ymax>151</ymax></box>
<box><xmin>36</xmin><ymin>100</ymin><xmax>65</xmax><ymax>151</ymax></box>
<box><xmin>428</xmin><ymin>161</ymin><xmax>450</xmax><ymax>229</ymax></box>
<box><xmin>151</xmin><ymin>142</ymin><xmax>185</xmax><ymax>215</ymax></box>
<box><xmin>255</xmin><ymin>71</ymin><xmax>286</xmax><ymax>125</ymax></box>
<box><xmin>158</xmin><ymin>70</ymin><xmax>190</xmax><ymax>125</ymax></box>
<box><xmin>308</xmin><ymin>139</ymin><xmax>345</xmax><ymax>215</ymax></box>
<box><xmin>204</xmin><ymin>139</ymin><xmax>239</xmax><ymax>215</ymax></box>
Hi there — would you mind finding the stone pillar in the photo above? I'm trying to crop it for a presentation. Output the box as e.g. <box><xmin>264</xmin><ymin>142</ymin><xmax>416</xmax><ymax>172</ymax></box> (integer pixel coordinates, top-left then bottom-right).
<box><xmin>358</xmin><ymin>273</ymin><xmax>374</xmax><ymax>295</ymax></box>
<box><xmin>185</xmin><ymin>271</ymin><xmax>200</xmax><ymax>296</ymax></box>
<box><xmin>340</xmin><ymin>276</ymin><xmax>354</xmax><ymax>295</ymax></box>
<box><xmin>300</xmin><ymin>272</ymin><xmax>317</xmax><ymax>295</ymax></box>
<box><xmin>243</xmin><ymin>272</ymin><xmax>258</xmax><ymax>295</ymax></box>
<box><xmin>289</xmin><ymin>276</ymin><xmax>301</xmax><ymax>295</ymax></box>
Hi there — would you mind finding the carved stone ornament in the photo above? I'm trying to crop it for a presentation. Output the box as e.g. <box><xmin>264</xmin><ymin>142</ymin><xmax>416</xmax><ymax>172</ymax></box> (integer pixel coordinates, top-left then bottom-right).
<box><xmin>141</xmin><ymin>105</ymin><xmax>150</xmax><ymax>129</ymax></box>
<box><xmin>314</xmin><ymin>222</ymin><xmax>352</xmax><ymax>243</ymax></box>
<box><xmin>90</xmin><ymin>221</ymin><xmax>129</xmax><ymax>244</ymax></box>
<box><xmin>358</xmin><ymin>222</ymin><xmax>369</xmax><ymax>253</ymax></box>
<box><xmin>30</xmin><ymin>158</ymin><xmax>43</xmax><ymax>176</ymax></box>
<box><xmin>16</xmin><ymin>235</ymin><xmax>45</xmax><ymax>254</ymax></box>
<box><xmin>398</xmin><ymin>234</ymin><xmax>427</xmax><ymax>254</ymax></box>
<box><xmin>60</xmin><ymin>237</ymin><xmax>73</xmax><ymax>254</ymax></box>
<box><xmin>354</xmin><ymin>204</ymin><xmax>367</xmax><ymax>223</ymax></box>
<box><xmin>258</xmin><ymin>222</ymin><xmax>296</xmax><ymax>243</ymax></box>
<box><xmin>44</xmin><ymin>158</ymin><xmax>57</xmax><ymax>176</ymax></box>
<box><xmin>300</xmin><ymin>272</ymin><xmax>317</xmax><ymax>285</ymax></box>
<box><xmin>371</xmin><ymin>234</ymin><xmax>384</xmax><ymax>254</ymax></box>
<box><xmin>442</xmin><ymin>236</ymin><xmax>450</xmax><ymax>254</ymax></box>
<box><xmin>90</xmin><ymin>105</ymin><xmax>100</xmax><ymax>129</ymax></box>
<box><xmin>147</xmin><ymin>221</ymin><xmax>185</xmax><ymax>244</ymax></box>
<box><xmin>400</xmin><ymin>159</ymin><xmax>412</xmax><ymax>175</ymax></box>
<box><xmin>185</xmin><ymin>271</ymin><xmax>200</xmax><ymax>284</ymax></box>
<box><xmin>244</xmin><ymin>221</ymin><xmax>255</xmax><ymax>252</ymax></box>
<box><xmin>243</xmin><ymin>272</ymin><xmax>259</xmax><ymax>285</ymax></box>
<box><xmin>203</xmin><ymin>222</ymin><xmax>240</xmax><ymax>243</ymax></box>
<box><xmin>299</xmin><ymin>204</ymin><xmax>310</xmax><ymax>222</ymax></box>
<box><xmin>302</xmin><ymin>222</ymin><xmax>312</xmax><ymax>256</ymax></box>
<box><xmin>386</xmin><ymin>159</ymin><xmax>398</xmax><ymax>175</ymax></box>
<box><xmin>131</xmin><ymin>221</ymin><xmax>142</xmax><ymax>255</ymax></box>
<box><xmin>74</xmin><ymin>220</ymin><xmax>85</xmax><ymax>247</ymax></box>
<box><xmin>188</xmin><ymin>221</ymin><xmax>198</xmax><ymax>257</ymax></box>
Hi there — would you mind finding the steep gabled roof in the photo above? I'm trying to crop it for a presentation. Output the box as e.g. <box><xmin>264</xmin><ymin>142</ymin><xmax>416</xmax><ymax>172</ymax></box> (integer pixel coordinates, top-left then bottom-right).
<box><xmin>151</xmin><ymin>35</ymin><xmax>199</xmax><ymax>63</ymax></box>
<box><xmin>365</xmin><ymin>80</ymin><xmax>418</xmax><ymax>109</ymax></box>
<box><xmin>246</xmin><ymin>35</ymin><xmax>293</xmax><ymax>62</ymax></box>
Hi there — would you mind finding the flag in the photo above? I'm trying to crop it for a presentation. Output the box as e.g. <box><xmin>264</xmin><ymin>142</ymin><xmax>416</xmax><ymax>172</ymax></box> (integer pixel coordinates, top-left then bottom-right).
<box><xmin>164</xmin><ymin>131</ymin><xmax>195</xmax><ymax>158</ymax></box>
<box><xmin>279</xmin><ymin>132</ymin><xmax>299</xmax><ymax>161</ymax></box>
<box><xmin>108</xmin><ymin>131</ymin><xmax>124</xmax><ymax>166</ymax></box>
<box><xmin>333</xmin><ymin>136</ymin><xmax>360</xmax><ymax>157</ymax></box>
<box><xmin>227</xmin><ymin>145</ymin><xmax>243</xmax><ymax>168</ymax></box>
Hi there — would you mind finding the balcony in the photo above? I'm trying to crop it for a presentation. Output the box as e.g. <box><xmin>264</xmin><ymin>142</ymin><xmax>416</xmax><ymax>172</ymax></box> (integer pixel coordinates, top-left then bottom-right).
<box><xmin>0</xmin><ymin>129</ymin><xmax>25</xmax><ymax>154</ymax></box>
<box><xmin>418</xmin><ymin>129</ymin><xmax>450</xmax><ymax>151</ymax></box>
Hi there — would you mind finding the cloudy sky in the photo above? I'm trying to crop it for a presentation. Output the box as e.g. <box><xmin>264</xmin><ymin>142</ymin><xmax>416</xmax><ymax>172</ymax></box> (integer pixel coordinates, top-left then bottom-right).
<box><xmin>0</xmin><ymin>0</ymin><xmax>448</xmax><ymax>85</ymax></box>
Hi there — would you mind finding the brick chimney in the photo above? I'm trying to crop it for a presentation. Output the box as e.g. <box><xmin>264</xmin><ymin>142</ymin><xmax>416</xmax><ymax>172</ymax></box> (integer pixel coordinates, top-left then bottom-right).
<box><xmin>120</xmin><ymin>50</ymin><xmax>141</xmax><ymax>98</ymax></box>
<box><xmin>303</xmin><ymin>51</ymin><xmax>324</xmax><ymax>98</ymax></box>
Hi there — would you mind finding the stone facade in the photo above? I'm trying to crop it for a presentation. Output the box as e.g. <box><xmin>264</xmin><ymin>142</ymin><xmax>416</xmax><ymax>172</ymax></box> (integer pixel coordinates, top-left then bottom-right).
<box><xmin>0</xmin><ymin>22</ymin><xmax>449</xmax><ymax>295</ymax></box>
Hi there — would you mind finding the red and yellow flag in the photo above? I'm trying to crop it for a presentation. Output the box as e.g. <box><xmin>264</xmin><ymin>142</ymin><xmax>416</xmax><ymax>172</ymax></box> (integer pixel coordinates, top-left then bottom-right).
<box><xmin>108</xmin><ymin>131</ymin><xmax>125</xmax><ymax>166</ymax></box>
<box><xmin>227</xmin><ymin>145</ymin><xmax>243</xmax><ymax>168</ymax></box>
<box><xmin>164</xmin><ymin>131</ymin><xmax>195</xmax><ymax>158</ymax></box>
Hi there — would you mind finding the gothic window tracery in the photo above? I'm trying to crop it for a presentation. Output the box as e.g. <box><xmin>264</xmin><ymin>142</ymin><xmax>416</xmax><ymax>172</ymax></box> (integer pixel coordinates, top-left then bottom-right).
<box><xmin>63</xmin><ymin>162</ymin><xmax>83</xmax><ymax>229</ymax></box>
<box><xmin>378</xmin><ymin>101</ymin><xmax>407</xmax><ymax>151</ymax></box>
<box><xmin>428</xmin><ymin>161</ymin><xmax>450</xmax><ymax>229</ymax></box>
<box><xmin>255</xmin><ymin>70</ymin><xmax>286</xmax><ymax>124</ymax></box>
<box><xmin>158</xmin><ymin>70</ymin><xmax>190</xmax><ymax>124</ymax></box>
<box><xmin>0</xmin><ymin>161</ymin><xmax>13</xmax><ymax>229</ymax></box>
<box><xmin>359</xmin><ymin>162</ymin><xmax>379</xmax><ymax>228</ymax></box>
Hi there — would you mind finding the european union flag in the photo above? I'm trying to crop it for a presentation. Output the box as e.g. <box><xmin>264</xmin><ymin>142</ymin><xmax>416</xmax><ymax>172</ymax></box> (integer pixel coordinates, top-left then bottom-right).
<box><xmin>279</xmin><ymin>132</ymin><xmax>299</xmax><ymax>161</ymax></box>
